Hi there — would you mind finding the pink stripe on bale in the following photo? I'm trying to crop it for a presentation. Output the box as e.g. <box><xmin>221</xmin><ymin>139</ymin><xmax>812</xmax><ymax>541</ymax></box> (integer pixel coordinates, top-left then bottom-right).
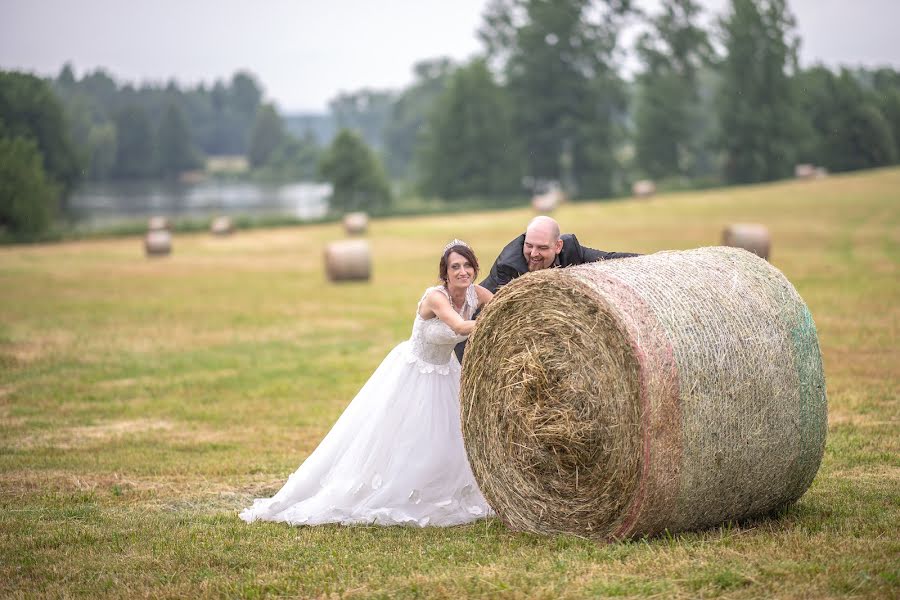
<box><xmin>572</xmin><ymin>270</ymin><xmax>682</xmax><ymax>540</ymax></box>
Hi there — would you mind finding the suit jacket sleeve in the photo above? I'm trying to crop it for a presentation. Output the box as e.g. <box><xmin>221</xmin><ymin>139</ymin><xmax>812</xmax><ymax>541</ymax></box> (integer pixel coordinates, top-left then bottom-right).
<box><xmin>568</xmin><ymin>235</ymin><xmax>640</xmax><ymax>262</ymax></box>
<box><xmin>581</xmin><ymin>246</ymin><xmax>641</xmax><ymax>262</ymax></box>
<box><xmin>480</xmin><ymin>262</ymin><xmax>517</xmax><ymax>294</ymax></box>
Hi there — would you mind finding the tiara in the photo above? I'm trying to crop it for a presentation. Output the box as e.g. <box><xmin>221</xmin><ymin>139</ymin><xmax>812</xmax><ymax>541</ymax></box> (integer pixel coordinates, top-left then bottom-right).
<box><xmin>443</xmin><ymin>238</ymin><xmax>470</xmax><ymax>253</ymax></box>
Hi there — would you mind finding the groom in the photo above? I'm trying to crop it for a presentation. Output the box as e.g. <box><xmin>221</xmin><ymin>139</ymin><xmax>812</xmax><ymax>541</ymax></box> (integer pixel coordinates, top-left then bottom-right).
<box><xmin>455</xmin><ymin>216</ymin><xmax>639</xmax><ymax>362</ymax></box>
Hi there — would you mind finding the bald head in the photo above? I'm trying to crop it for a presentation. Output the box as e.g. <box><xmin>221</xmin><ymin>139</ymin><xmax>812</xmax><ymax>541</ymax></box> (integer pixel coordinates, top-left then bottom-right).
<box><xmin>526</xmin><ymin>216</ymin><xmax>561</xmax><ymax>243</ymax></box>
<box><xmin>523</xmin><ymin>216</ymin><xmax>564</xmax><ymax>271</ymax></box>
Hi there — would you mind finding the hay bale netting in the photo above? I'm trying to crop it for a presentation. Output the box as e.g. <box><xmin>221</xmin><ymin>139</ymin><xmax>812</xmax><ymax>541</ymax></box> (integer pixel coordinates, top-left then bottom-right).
<box><xmin>342</xmin><ymin>212</ymin><xmax>369</xmax><ymax>235</ymax></box>
<box><xmin>148</xmin><ymin>216</ymin><xmax>172</xmax><ymax>232</ymax></box>
<box><xmin>210</xmin><ymin>215</ymin><xmax>235</xmax><ymax>236</ymax></box>
<box><xmin>144</xmin><ymin>229</ymin><xmax>172</xmax><ymax>257</ymax></box>
<box><xmin>722</xmin><ymin>223</ymin><xmax>771</xmax><ymax>260</ymax></box>
<box><xmin>461</xmin><ymin>247</ymin><xmax>827</xmax><ymax>541</ymax></box>
<box><xmin>324</xmin><ymin>239</ymin><xmax>371</xmax><ymax>282</ymax></box>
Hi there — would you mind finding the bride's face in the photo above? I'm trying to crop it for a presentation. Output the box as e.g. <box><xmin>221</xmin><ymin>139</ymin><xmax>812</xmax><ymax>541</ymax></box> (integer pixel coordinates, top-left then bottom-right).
<box><xmin>446</xmin><ymin>251</ymin><xmax>475</xmax><ymax>289</ymax></box>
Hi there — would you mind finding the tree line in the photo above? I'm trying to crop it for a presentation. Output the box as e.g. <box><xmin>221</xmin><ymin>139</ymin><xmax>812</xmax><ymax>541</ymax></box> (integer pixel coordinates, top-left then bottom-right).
<box><xmin>3</xmin><ymin>0</ymin><xmax>900</xmax><ymax>238</ymax></box>
<box><xmin>340</xmin><ymin>0</ymin><xmax>900</xmax><ymax>200</ymax></box>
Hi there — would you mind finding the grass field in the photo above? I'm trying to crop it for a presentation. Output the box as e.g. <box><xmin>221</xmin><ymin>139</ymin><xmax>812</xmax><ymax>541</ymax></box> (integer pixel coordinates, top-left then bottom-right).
<box><xmin>1</xmin><ymin>168</ymin><xmax>898</xmax><ymax>598</ymax></box>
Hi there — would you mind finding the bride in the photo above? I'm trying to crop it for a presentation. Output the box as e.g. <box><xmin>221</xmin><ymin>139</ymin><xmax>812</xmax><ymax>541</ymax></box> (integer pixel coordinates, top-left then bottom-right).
<box><xmin>240</xmin><ymin>240</ymin><xmax>495</xmax><ymax>527</ymax></box>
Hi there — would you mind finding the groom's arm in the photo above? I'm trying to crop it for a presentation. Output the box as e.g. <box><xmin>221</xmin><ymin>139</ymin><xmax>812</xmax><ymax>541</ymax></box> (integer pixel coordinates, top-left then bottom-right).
<box><xmin>582</xmin><ymin>247</ymin><xmax>641</xmax><ymax>261</ymax></box>
<box><xmin>479</xmin><ymin>262</ymin><xmax>518</xmax><ymax>295</ymax></box>
<box><xmin>568</xmin><ymin>235</ymin><xmax>640</xmax><ymax>263</ymax></box>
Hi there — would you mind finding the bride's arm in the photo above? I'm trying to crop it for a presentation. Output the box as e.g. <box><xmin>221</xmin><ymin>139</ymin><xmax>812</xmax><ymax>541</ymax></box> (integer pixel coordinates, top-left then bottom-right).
<box><xmin>424</xmin><ymin>290</ymin><xmax>476</xmax><ymax>336</ymax></box>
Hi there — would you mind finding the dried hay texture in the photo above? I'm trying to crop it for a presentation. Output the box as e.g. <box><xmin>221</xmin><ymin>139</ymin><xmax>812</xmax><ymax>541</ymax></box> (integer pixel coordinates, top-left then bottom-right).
<box><xmin>324</xmin><ymin>239</ymin><xmax>371</xmax><ymax>282</ymax></box>
<box><xmin>722</xmin><ymin>223</ymin><xmax>771</xmax><ymax>260</ymax></box>
<box><xmin>144</xmin><ymin>230</ymin><xmax>172</xmax><ymax>256</ymax></box>
<box><xmin>461</xmin><ymin>246</ymin><xmax>827</xmax><ymax>541</ymax></box>
<box><xmin>343</xmin><ymin>212</ymin><xmax>369</xmax><ymax>235</ymax></box>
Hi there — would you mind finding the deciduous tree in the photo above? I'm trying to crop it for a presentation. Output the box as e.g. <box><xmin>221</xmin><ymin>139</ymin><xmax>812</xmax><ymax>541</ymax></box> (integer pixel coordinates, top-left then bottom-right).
<box><xmin>419</xmin><ymin>60</ymin><xmax>520</xmax><ymax>199</ymax></box>
<box><xmin>633</xmin><ymin>0</ymin><xmax>712</xmax><ymax>180</ymax></box>
<box><xmin>0</xmin><ymin>136</ymin><xmax>60</xmax><ymax>236</ymax></box>
<box><xmin>320</xmin><ymin>129</ymin><xmax>392</xmax><ymax>214</ymax></box>
<box><xmin>717</xmin><ymin>0</ymin><xmax>802</xmax><ymax>183</ymax></box>
<box><xmin>480</xmin><ymin>0</ymin><xmax>634</xmax><ymax>198</ymax></box>
<box><xmin>0</xmin><ymin>71</ymin><xmax>81</xmax><ymax>198</ymax></box>
<box><xmin>156</xmin><ymin>103</ymin><xmax>202</xmax><ymax>177</ymax></box>
<box><xmin>248</xmin><ymin>104</ymin><xmax>285</xmax><ymax>168</ymax></box>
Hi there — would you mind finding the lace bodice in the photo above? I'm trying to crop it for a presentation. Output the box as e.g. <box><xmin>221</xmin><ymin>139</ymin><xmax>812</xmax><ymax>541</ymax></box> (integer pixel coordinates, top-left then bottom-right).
<box><xmin>406</xmin><ymin>285</ymin><xmax>479</xmax><ymax>374</ymax></box>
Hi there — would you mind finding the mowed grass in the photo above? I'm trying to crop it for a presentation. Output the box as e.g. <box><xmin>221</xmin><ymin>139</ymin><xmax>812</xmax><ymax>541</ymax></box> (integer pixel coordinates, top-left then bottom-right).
<box><xmin>1</xmin><ymin>168</ymin><xmax>898</xmax><ymax>599</ymax></box>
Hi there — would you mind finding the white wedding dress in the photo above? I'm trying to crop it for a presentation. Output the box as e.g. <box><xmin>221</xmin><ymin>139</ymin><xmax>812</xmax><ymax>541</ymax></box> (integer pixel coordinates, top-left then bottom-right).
<box><xmin>239</xmin><ymin>284</ymin><xmax>494</xmax><ymax>527</ymax></box>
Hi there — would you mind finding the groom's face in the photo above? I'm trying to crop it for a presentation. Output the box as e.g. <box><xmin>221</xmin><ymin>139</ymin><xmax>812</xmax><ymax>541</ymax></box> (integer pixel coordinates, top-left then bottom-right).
<box><xmin>523</xmin><ymin>227</ymin><xmax>563</xmax><ymax>271</ymax></box>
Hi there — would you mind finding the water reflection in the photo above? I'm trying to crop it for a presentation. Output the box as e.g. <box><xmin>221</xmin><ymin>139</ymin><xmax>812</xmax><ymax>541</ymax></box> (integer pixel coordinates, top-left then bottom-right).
<box><xmin>68</xmin><ymin>179</ymin><xmax>332</xmax><ymax>225</ymax></box>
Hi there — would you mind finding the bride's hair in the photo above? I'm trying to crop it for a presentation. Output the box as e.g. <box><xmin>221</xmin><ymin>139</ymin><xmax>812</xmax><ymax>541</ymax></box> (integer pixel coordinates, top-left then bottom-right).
<box><xmin>439</xmin><ymin>244</ymin><xmax>479</xmax><ymax>284</ymax></box>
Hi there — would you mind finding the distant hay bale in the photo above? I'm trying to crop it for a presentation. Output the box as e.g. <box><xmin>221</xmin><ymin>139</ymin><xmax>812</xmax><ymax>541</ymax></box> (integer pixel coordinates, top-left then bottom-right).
<box><xmin>461</xmin><ymin>247</ymin><xmax>827</xmax><ymax>541</ymax></box>
<box><xmin>324</xmin><ymin>239</ymin><xmax>371</xmax><ymax>282</ymax></box>
<box><xmin>631</xmin><ymin>180</ymin><xmax>656</xmax><ymax>198</ymax></box>
<box><xmin>144</xmin><ymin>229</ymin><xmax>172</xmax><ymax>257</ymax></box>
<box><xmin>148</xmin><ymin>216</ymin><xmax>172</xmax><ymax>232</ymax></box>
<box><xmin>814</xmin><ymin>167</ymin><xmax>828</xmax><ymax>179</ymax></box>
<box><xmin>794</xmin><ymin>164</ymin><xmax>816</xmax><ymax>179</ymax></box>
<box><xmin>722</xmin><ymin>223</ymin><xmax>771</xmax><ymax>260</ymax></box>
<box><xmin>531</xmin><ymin>189</ymin><xmax>565</xmax><ymax>213</ymax></box>
<box><xmin>210</xmin><ymin>216</ymin><xmax>235</xmax><ymax>236</ymax></box>
<box><xmin>342</xmin><ymin>212</ymin><xmax>369</xmax><ymax>235</ymax></box>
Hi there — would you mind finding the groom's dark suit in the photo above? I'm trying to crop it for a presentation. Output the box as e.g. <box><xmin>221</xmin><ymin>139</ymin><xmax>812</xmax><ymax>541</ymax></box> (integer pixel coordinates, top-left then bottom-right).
<box><xmin>479</xmin><ymin>233</ymin><xmax>638</xmax><ymax>294</ymax></box>
<box><xmin>455</xmin><ymin>233</ymin><xmax>638</xmax><ymax>362</ymax></box>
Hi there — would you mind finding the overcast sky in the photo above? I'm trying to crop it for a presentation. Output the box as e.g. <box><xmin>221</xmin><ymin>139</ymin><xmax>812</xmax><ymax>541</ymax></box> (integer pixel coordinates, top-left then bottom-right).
<box><xmin>2</xmin><ymin>0</ymin><xmax>899</xmax><ymax>113</ymax></box>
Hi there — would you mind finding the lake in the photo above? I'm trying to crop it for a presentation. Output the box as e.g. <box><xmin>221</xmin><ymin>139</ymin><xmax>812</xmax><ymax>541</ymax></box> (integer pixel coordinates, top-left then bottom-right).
<box><xmin>67</xmin><ymin>180</ymin><xmax>332</xmax><ymax>227</ymax></box>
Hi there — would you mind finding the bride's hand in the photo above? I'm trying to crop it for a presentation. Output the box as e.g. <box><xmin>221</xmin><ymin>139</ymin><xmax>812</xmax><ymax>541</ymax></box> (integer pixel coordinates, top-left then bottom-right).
<box><xmin>425</xmin><ymin>290</ymin><xmax>476</xmax><ymax>336</ymax></box>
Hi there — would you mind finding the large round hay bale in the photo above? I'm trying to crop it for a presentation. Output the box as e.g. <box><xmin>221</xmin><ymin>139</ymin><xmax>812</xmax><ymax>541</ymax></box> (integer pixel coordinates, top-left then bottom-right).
<box><xmin>324</xmin><ymin>239</ymin><xmax>371</xmax><ymax>282</ymax></box>
<box><xmin>342</xmin><ymin>212</ymin><xmax>369</xmax><ymax>235</ymax></box>
<box><xmin>631</xmin><ymin>179</ymin><xmax>656</xmax><ymax>198</ymax></box>
<box><xmin>722</xmin><ymin>223</ymin><xmax>771</xmax><ymax>260</ymax></box>
<box><xmin>148</xmin><ymin>216</ymin><xmax>172</xmax><ymax>232</ymax></box>
<box><xmin>532</xmin><ymin>189</ymin><xmax>564</xmax><ymax>213</ymax></box>
<box><xmin>794</xmin><ymin>164</ymin><xmax>816</xmax><ymax>179</ymax></box>
<box><xmin>210</xmin><ymin>215</ymin><xmax>234</xmax><ymax>236</ymax></box>
<box><xmin>461</xmin><ymin>247</ymin><xmax>826</xmax><ymax>541</ymax></box>
<box><xmin>144</xmin><ymin>229</ymin><xmax>172</xmax><ymax>257</ymax></box>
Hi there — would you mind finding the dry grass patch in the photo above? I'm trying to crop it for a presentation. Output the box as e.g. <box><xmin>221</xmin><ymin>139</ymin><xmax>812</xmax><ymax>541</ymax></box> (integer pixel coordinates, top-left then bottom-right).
<box><xmin>7</xmin><ymin>418</ymin><xmax>239</xmax><ymax>451</ymax></box>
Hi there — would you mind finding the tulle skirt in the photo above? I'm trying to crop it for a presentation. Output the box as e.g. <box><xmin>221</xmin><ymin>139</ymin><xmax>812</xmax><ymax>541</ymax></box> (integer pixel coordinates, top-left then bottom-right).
<box><xmin>239</xmin><ymin>341</ymin><xmax>494</xmax><ymax>527</ymax></box>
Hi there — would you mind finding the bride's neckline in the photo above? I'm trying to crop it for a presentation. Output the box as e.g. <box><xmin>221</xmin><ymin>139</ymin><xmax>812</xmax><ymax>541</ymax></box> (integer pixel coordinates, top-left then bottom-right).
<box><xmin>445</xmin><ymin>285</ymin><xmax>468</xmax><ymax>312</ymax></box>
